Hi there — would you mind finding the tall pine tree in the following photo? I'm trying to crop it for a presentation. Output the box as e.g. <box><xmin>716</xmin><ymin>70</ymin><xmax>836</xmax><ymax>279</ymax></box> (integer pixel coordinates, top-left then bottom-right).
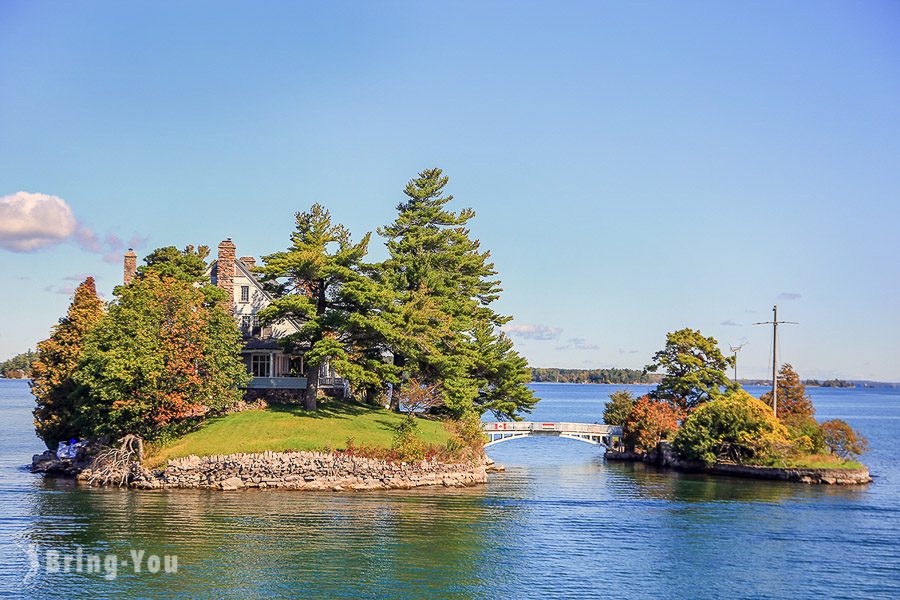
<box><xmin>256</xmin><ymin>204</ymin><xmax>395</xmax><ymax>410</ymax></box>
<box><xmin>32</xmin><ymin>277</ymin><xmax>105</xmax><ymax>448</ymax></box>
<box><xmin>378</xmin><ymin>168</ymin><xmax>535</xmax><ymax>419</ymax></box>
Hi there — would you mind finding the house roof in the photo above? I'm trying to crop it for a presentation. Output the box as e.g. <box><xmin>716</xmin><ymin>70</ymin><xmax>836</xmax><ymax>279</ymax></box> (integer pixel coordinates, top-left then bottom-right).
<box><xmin>207</xmin><ymin>257</ymin><xmax>303</xmax><ymax>334</ymax></box>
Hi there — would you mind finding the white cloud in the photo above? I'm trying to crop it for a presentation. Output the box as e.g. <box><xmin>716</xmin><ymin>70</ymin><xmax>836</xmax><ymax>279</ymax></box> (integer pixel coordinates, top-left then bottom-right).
<box><xmin>778</xmin><ymin>292</ymin><xmax>802</xmax><ymax>300</ymax></box>
<box><xmin>0</xmin><ymin>191</ymin><xmax>147</xmax><ymax>260</ymax></box>
<box><xmin>502</xmin><ymin>323</ymin><xmax>563</xmax><ymax>340</ymax></box>
<box><xmin>0</xmin><ymin>192</ymin><xmax>77</xmax><ymax>251</ymax></box>
<box><xmin>721</xmin><ymin>319</ymin><xmax>742</xmax><ymax>327</ymax></box>
<box><xmin>556</xmin><ymin>337</ymin><xmax>600</xmax><ymax>351</ymax></box>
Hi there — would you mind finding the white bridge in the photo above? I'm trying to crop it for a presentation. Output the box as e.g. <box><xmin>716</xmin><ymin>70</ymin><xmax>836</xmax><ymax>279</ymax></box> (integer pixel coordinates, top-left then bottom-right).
<box><xmin>481</xmin><ymin>422</ymin><xmax>623</xmax><ymax>447</ymax></box>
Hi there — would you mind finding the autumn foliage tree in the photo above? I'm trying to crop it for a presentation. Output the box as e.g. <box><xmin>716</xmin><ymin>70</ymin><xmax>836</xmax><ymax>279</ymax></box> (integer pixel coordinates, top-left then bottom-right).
<box><xmin>623</xmin><ymin>395</ymin><xmax>683</xmax><ymax>452</ymax></box>
<box><xmin>760</xmin><ymin>363</ymin><xmax>815</xmax><ymax>419</ymax></box>
<box><xmin>74</xmin><ymin>271</ymin><xmax>249</xmax><ymax>441</ymax></box>
<box><xmin>32</xmin><ymin>277</ymin><xmax>105</xmax><ymax>448</ymax></box>
<box><xmin>820</xmin><ymin>420</ymin><xmax>869</xmax><ymax>459</ymax></box>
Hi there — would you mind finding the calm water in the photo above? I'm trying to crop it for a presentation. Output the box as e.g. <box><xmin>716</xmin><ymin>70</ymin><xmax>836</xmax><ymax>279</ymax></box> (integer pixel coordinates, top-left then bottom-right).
<box><xmin>1</xmin><ymin>379</ymin><xmax>898</xmax><ymax>599</ymax></box>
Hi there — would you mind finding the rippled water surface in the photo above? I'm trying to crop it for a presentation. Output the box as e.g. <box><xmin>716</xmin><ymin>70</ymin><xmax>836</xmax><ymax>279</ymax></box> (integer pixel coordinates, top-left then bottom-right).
<box><xmin>2</xmin><ymin>380</ymin><xmax>899</xmax><ymax>598</ymax></box>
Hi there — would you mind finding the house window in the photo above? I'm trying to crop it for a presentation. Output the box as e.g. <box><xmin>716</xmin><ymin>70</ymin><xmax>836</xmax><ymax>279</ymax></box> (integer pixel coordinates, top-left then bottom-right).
<box><xmin>240</xmin><ymin>286</ymin><xmax>250</xmax><ymax>303</ymax></box>
<box><xmin>240</xmin><ymin>315</ymin><xmax>252</xmax><ymax>335</ymax></box>
<box><xmin>251</xmin><ymin>354</ymin><xmax>271</xmax><ymax>378</ymax></box>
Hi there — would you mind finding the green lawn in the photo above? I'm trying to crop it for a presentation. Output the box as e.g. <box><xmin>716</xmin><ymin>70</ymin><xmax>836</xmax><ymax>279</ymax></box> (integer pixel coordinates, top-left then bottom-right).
<box><xmin>146</xmin><ymin>402</ymin><xmax>452</xmax><ymax>467</ymax></box>
<box><xmin>769</xmin><ymin>454</ymin><xmax>865</xmax><ymax>470</ymax></box>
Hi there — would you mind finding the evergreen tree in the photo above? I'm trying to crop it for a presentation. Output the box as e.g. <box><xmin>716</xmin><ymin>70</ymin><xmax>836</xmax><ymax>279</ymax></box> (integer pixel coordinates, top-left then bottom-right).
<box><xmin>32</xmin><ymin>278</ymin><xmax>105</xmax><ymax>448</ymax></box>
<box><xmin>256</xmin><ymin>204</ymin><xmax>393</xmax><ymax>410</ymax></box>
<box><xmin>603</xmin><ymin>390</ymin><xmax>635</xmax><ymax>426</ymax></box>
<box><xmin>646</xmin><ymin>328</ymin><xmax>737</xmax><ymax>411</ymax></box>
<box><xmin>379</xmin><ymin>168</ymin><xmax>534</xmax><ymax>419</ymax></box>
<box><xmin>469</xmin><ymin>323</ymin><xmax>536</xmax><ymax>419</ymax></box>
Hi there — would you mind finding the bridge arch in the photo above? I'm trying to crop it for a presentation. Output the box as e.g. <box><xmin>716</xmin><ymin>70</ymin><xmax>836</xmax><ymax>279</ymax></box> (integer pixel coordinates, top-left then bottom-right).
<box><xmin>481</xmin><ymin>422</ymin><xmax>623</xmax><ymax>448</ymax></box>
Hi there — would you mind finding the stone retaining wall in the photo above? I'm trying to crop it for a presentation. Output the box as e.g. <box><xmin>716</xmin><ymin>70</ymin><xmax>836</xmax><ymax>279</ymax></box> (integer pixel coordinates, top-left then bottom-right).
<box><xmin>604</xmin><ymin>443</ymin><xmax>871</xmax><ymax>485</ymax></box>
<box><xmin>75</xmin><ymin>450</ymin><xmax>488</xmax><ymax>491</ymax></box>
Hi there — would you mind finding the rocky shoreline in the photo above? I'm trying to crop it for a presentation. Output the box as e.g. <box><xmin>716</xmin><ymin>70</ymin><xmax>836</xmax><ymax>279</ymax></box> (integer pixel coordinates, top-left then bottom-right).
<box><xmin>32</xmin><ymin>448</ymin><xmax>496</xmax><ymax>491</ymax></box>
<box><xmin>605</xmin><ymin>443</ymin><xmax>872</xmax><ymax>485</ymax></box>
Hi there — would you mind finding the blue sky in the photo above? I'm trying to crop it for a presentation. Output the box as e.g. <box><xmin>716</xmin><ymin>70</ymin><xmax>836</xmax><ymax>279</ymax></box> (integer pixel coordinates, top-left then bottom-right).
<box><xmin>1</xmin><ymin>1</ymin><xmax>898</xmax><ymax>380</ymax></box>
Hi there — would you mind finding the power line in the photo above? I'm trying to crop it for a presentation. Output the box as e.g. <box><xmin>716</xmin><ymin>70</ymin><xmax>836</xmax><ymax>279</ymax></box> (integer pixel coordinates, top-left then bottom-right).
<box><xmin>753</xmin><ymin>305</ymin><xmax>798</xmax><ymax>418</ymax></box>
<box><xmin>729</xmin><ymin>342</ymin><xmax>749</xmax><ymax>382</ymax></box>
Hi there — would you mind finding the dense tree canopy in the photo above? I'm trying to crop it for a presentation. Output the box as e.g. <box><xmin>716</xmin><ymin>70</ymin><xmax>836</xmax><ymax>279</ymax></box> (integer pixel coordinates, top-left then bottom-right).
<box><xmin>646</xmin><ymin>328</ymin><xmax>737</xmax><ymax>411</ymax></box>
<box><xmin>673</xmin><ymin>390</ymin><xmax>789</xmax><ymax>466</ymax></box>
<box><xmin>32</xmin><ymin>278</ymin><xmax>105</xmax><ymax>448</ymax></box>
<box><xmin>532</xmin><ymin>368</ymin><xmax>660</xmax><ymax>384</ymax></box>
<box><xmin>74</xmin><ymin>271</ymin><xmax>249</xmax><ymax>441</ymax></box>
<box><xmin>137</xmin><ymin>245</ymin><xmax>210</xmax><ymax>283</ymax></box>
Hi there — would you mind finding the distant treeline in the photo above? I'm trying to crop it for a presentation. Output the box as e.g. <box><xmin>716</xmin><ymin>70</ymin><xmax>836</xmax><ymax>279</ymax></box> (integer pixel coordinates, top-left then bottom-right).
<box><xmin>806</xmin><ymin>379</ymin><xmax>856</xmax><ymax>388</ymax></box>
<box><xmin>740</xmin><ymin>378</ymin><xmax>858</xmax><ymax>389</ymax></box>
<box><xmin>0</xmin><ymin>350</ymin><xmax>36</xmax><ymax>379</ymax></box>
<box><xmin>531</xmin><ymin>368</ymin><xmax>662</xmax><ymax>384</ymax></box>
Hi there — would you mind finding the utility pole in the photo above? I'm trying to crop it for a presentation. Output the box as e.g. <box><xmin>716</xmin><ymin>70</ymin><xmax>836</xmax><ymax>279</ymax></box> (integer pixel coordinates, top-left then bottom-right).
<box><xmin>754</xmin><ymin>305</ymin><xmax>797</xmax><ymax>418</ymax></box>
<box><xmin>729</xmin><ymin>342</ymin><xmax>748</xmax><ymax>382</ymax></box>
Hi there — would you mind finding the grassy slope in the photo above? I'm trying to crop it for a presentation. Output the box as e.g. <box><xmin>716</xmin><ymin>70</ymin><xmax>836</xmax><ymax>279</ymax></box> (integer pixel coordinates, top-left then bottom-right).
<box><xmin>146</xmin><ymin>402</ymin><xmax>452</xmax><ymax>467</ymax></box>
<box><xmin>770</xmin><ymin>454</ymin><xmax>865</xmax><ymax>470</ymax></box>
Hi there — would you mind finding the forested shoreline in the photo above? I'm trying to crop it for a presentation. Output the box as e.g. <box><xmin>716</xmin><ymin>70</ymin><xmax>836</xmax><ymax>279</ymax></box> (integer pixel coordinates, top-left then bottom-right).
<box><xmin>530</xmin><ymin>368</ymin><xmax>662</xmax><ymax>384</ymax></box>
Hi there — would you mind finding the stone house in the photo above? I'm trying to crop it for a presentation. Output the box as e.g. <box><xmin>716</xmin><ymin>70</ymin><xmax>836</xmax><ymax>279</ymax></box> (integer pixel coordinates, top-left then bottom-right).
<box><xmin>123</xmin><ymin>240</ymin><xmax>345</xmax><ymax>398</ymax></box>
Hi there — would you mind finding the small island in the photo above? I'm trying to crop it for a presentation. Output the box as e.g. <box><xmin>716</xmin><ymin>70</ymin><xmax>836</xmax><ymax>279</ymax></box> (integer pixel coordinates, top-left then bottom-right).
<box><xmin>601</xmin><ymin>329</ymin><xmax>870</xmax><ymax>485</ymax></box>
<box><xmin>28</xmin><ymin>169</ymin><xmax>523</xmax><ymax>491</ymax></box>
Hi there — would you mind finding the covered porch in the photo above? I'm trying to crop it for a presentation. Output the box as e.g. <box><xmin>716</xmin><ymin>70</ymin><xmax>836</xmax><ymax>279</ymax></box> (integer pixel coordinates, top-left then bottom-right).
<box><xmin>241</xmin><ymin>340</ymin><xmax>345</xmax><ymax>392</ymax></box>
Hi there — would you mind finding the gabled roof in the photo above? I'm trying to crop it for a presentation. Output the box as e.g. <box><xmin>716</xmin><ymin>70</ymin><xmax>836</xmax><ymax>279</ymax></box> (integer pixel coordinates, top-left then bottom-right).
<box><xmin>208</xmin><ymin>258</ymin><xmax>303</xmax><ymax>334</ymax></box>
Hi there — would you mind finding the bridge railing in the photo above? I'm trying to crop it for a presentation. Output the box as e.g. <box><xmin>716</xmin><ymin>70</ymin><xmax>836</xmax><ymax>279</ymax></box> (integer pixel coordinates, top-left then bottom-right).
<box><xmin>481</xmin><ymin>421</ymin><xmax>621</xmax><ymax>435</ymax></box>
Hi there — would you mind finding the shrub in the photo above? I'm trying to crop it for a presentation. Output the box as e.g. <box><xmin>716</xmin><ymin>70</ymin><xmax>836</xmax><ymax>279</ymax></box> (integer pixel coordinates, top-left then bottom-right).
<box><xmin>445</xmin><ymin>412</ymin><xmax>486</xmax><ymax>459</ymax></box>
<box><xmin>391</xmin><ymin>415</ymin><xmax>429</xmax><ymax>462</ymax></box>
<box><xmin>623</xmin><ymin>395</ymin><xmax>683</xmax><ymax>452</ymax></box>
<box><xmin>782</xmin><ymin>414</ymin><xmax>826</xmax><ymax>454</ymax></box>
<box><xmin>603</xmin><ymin>390</ymin><xmax>635</xmax><ymax>426</ymax></box>
<box><xmin>820</xmin><ymin>420</ymin><xmax>868</xmax><ymax>459</ymax></box>
<box><xmin>673</xmin><ymin>389</ymin><xmax>789</xmax><ymax>465</ymax></box>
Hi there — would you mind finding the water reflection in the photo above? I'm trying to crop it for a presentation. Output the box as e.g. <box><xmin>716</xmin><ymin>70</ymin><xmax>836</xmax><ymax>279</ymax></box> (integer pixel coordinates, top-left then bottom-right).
<box><xmin>4</xmin><ymin>381</ymin><xmax>900</xmax><ymax>599</ymax></box>
<box><xmin>21</xmin><ymin>479</ymin><xmax>501</xmax><ymax>598</ymax></box>
<box><xmin>604</xmin><ymin>461</ymin><xmax>870</xmax><ymax>503</ymax></box>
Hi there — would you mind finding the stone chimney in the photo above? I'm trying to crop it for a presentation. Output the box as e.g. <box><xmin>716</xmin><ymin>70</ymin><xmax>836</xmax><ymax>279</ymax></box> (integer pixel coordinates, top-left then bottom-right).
<box><xmin>217</xmin><ymin>239</ymin><xmax>236</xmax><ymax>309</ymax></box>
<box><xmin>123</xmin><ymin>249</ymin><xmax>137</xmax><ymax>284</ymax></box>
<box><xmin>239</xmin><ymin>256</ymin><xmax>257</xmax><ymax>270</ymax></box>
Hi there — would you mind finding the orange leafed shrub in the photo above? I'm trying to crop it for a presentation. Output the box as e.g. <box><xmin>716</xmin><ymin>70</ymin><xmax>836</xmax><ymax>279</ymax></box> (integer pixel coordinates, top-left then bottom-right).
<box><xmin>623</xmin><ymin>395</ymin><xmax>684</xmax><ymax>452</ymax></box>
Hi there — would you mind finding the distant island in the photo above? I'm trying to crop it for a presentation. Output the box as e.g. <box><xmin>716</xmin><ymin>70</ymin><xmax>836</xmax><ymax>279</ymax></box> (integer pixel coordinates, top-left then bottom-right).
<box><xmin>806</xmin><ymin>379</ymin><xmax>856</xmax><ymax>388</ymax></box>
<box><xmin>531</xmin><ymin>368</ymin><xmax>662</xmax><ymax>385</ymax></box>
<box><xmin>0</xmin><ymin>350</ymin><xmax>35</xmax><ymax>379</ymax></box>
<box><xmin>737</xmin><ymin>378</ymin><xmax>899</xmax><ymax>389</ymax></box>
<box><xmin>529</xmin><ymin>369</ymin><xmax>898</xmax><ymax>389</ymax></box>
